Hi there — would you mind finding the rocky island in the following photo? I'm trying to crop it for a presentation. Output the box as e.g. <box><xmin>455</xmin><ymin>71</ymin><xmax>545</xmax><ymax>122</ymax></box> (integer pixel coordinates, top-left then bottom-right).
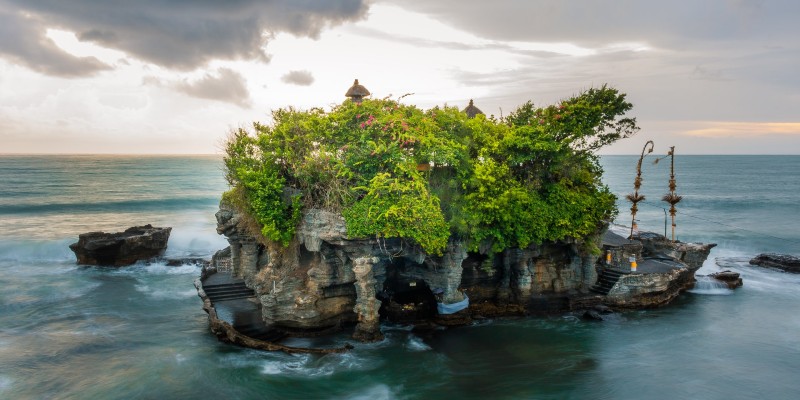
<box><xmin>196</xmin><ymin>82</ymin><xmax>717</xmax><ymax>351</ymax></box>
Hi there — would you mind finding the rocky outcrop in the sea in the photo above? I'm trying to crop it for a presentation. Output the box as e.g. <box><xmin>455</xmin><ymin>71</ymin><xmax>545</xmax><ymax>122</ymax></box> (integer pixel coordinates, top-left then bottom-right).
<box><xmin>749</xmin><ymin>253</ymin><xmax>800</xmax><ymax>273</ymax></box>
<box><xmin>710</xmin><ymin>270</ymin><xmax>743</xmax><ymax>289</ymax></box>
<box><xmin>69</xmin><ymin>225</ymin><xmax>171</xmax><ymax>266</ymax></box>
<box><xmin>211</xmin><ymin>203</ymin><xmax>605</xmax><ymax>341</ymax></box>
<box><xmin>597</xmin><ymin>231</ymin><xmax>716</xmax><ymax>308</ymax></box>
<box><xmin>203</xmin><ymin>204</ymin><xmax>716</xmax><ymax>344</ymax></box>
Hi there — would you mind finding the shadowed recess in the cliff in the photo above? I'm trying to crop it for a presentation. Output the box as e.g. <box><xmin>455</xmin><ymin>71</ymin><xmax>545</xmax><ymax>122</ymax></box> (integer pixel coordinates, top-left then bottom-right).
<box><xmin>379</xmin><ymin>258</ymin><xmax>439</xmax><ymax>323</ymax></box>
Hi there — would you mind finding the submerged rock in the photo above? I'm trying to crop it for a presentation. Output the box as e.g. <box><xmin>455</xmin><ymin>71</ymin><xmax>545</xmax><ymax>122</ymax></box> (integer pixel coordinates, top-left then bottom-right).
<box><xmin>69</xmin><ymin>225</ymin><xmax>171</xmax><ymax>266</ymax></box>
<box><xmin>582</xmin><ymin>310</ymin><xmax>605</xmax><ymax>321</ymax></box>
<box><xmin>165</xmin><ymin>257</ymin><xmax>210</xmax><ymax>268</ymax></box>
<box><xmin>709</xmin><ymin>270</ymin><xmax>743</xmax><ymax>289</ymax></box>
<box><xmin>749</xmin><ymin>253</ymin><xmax>800</xmax><ymax>273</ymax></box>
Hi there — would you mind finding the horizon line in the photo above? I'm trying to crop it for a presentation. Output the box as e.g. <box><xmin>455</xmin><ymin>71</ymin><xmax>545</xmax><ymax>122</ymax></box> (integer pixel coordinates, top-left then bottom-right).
<box><xmin>2</xmin><ymin>152</ymin><xmax>800</xmax><ymax>157</ymax></box>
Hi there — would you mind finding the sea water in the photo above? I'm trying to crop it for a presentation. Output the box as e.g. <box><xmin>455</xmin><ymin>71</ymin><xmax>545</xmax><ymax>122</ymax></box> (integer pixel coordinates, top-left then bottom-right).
<box><xmin>1</xmin><ymin>154</ymin><xmax>799</xmax><ymax>399</ymax></box>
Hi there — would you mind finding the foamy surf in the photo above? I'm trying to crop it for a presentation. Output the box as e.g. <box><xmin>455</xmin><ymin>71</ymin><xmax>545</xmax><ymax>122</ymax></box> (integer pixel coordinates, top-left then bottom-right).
<box><xmin>335</xmin><ymin>384</ymin><xmax>398</xmax><ymax>400</ymax></box>
<box><xmin>689</xmin><ymin>276</ymin><xmax>733</xmax><ymax>295</ymax></box>
<box><xmin>404</xmin><ymin>334</ymin><xmax>432</xmax><ymax>351</ymax></box>
<box><xmin>134</xmin><ymin>283</ymin><xmax>198</xmax><ymax>300</ymax></box>
<box><xmin>258</xmin><ymin>352</ymin><xmax>383</xmax><ymax>378</ymax></box>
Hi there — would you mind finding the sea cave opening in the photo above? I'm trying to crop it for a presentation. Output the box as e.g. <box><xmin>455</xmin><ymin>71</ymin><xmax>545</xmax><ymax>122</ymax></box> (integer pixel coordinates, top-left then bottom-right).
<box><xmin>378</xmin><ymin>258</ymin><xmax>438</xmax><ymax>323</ymax></box>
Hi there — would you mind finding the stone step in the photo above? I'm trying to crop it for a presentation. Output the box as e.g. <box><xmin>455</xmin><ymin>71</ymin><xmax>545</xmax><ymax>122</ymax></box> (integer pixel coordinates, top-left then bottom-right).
<box><xmin>206</xmin><ymin>287</ymin><xmax>252</xmax><ymax>294</ymax></box>
<box><xmin>589</xmin><ymin>268</ymin><xmax>626</xmax><ymax>295</ymax></box>
<box><xmin>204</xmin><ymin>286</ymin><xmax>252</xmax><ymax>295</ymax></box>
<box><xmin>595</xmin><ymin>278</ymin><xmax>618</xmax><ymax>285</ymax></box>
<box><xmin>207</xmin><ymin>290</ymin><xmax>255</xmax><ymax>299</ymax></box>
<box><xmin>204</xmin><ymin>282</ymin><xmax>248</xmax><ymax>290</ymax></box>
<box><xmin>594</xmin><ymin>281</ymin><xmax>616</xmax><ymax>289</ymax></box>
<box><xmin>206</xmin><ymin>291</ymin><xmax>255</xmax><ymax>300</ymax></box>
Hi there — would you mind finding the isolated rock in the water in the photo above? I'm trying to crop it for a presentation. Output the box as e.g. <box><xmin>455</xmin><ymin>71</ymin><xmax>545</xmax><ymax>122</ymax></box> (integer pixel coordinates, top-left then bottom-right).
<box><xmin>709</xmin><ymin>270</ymin><xmax>743</xmax><ymax>289</ymax></box>
<box><xmin>593</xmin><ymin>304</ymin><xmax>614</xmax><ymax>314</ymax></box>
<box><xmin>69</xmin><ymin>225</ymin><xmax>171</xmax><ymax>266</ymax></box>
<box><xmin>749</xmin><ymin>253</ymin><xmax>800</xmax><ymax>273</ymax></box>
<box><xmin>582</xmin><ymin>310</ymin><xmax>605</xmax><ymax>321</ymax></box>
<box><xmin>165</xmin><ymin>257</ymin><xmax>210</xmax><ymax>268</ymax></box>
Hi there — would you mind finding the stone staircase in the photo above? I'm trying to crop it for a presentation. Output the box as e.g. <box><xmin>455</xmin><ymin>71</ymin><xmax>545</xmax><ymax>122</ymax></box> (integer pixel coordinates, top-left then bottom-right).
<box><xmin>203</xmin><ymin>280</ymin><xmax>256</xmax><ymax>302</ymax></box>
<box><xmin>590</xmin><ymin>268</ymin><xmax>627</xmax><ymax>295</ymax></box>
<box><xmin>201</xmin><ymin>272</ymin><xmax>289</xmax><ymax>344</ymax></box>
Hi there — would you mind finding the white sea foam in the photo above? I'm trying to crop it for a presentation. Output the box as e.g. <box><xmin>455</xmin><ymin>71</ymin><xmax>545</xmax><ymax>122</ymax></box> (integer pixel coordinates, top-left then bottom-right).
<box><xmin>257</xmin><ymin>351</ymin><xmax>384</xmax><ymax>378</ymax></box>
<box><xmin>405</xmin><ymin>334</ymin><xmax>431</xmax><ymax>352</ymax></box>
<box><xmin>712</xmin><ymin>253</ymin><xmax>800</xmax><ymax>299</ymax></box>
<box><xmin>0</xmin><ymin>239</ymin><xmax>75</xmax><ymax>262</ymax></box>
<box><xmin>0</xmin><ymin>375</ymin><xmax>12</xmax><ymax>393</ymax></box>
<box><xmin>144</xmin><ymin>262</ymin><xmax>201</xmax><ymax>275</ymax></box>
<box><xmin>689</xmin><ymin>276</ymin><xmax>733</xmax><ymax>295</ymax></box>
<box><xmin>165</xmin><ymin>221</ymin><xmax>228</xmax><ymax>258</ymax></box>
<box><xmin>134</xmin><ymin>283</ymin><xmax>197</xmax><ymax>300</ymax></box>
<box><xmin>335</xmin><ymin>384</ymin><xmax>397</xmax><ymax>400</ymax></box>
<box><xmin>104</xmin><ymin>262</ymin><xmax>201</xmax><ymax>277</ymax></box>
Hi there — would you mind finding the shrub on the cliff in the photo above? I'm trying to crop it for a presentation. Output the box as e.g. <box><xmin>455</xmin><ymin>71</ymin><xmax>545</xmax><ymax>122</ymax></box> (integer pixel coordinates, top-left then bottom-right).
<box><xmin>222</xmin><ymin>85</ymin><xmax>637</xmax><ymax>254</ymax></box>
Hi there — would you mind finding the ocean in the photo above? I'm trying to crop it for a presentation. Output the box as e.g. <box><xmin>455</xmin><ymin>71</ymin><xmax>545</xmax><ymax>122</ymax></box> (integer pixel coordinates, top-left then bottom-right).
<box><xmin>1</xmin><ymin>154</ymin><xmax>799</xmax><ymax>399</ymax></box>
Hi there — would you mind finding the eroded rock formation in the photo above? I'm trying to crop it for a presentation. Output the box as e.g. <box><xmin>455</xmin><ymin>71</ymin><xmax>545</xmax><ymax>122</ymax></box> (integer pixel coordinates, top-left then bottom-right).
<box><xmin>69</xmin><ymin>224</ymin><xmax>171</xmax><ymax>266</ymax></box>
<box><xmin>209</xmin><ymin>205</ymin><xmax>715</xmax><ymax>343</ymax></box>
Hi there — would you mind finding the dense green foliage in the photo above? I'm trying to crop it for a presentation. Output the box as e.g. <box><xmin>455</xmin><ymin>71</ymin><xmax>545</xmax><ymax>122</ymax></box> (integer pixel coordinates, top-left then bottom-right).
<box><xmin>223</xmin><ymin>85</ymin><xmax>638</xmax><ymax>254</ymax></box>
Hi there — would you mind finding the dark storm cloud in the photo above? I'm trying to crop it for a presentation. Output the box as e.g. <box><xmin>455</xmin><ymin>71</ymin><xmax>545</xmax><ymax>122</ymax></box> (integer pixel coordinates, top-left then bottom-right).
<box><xmin>281</xmin><ymin>70</ymin><xmax>315</xmax><ymax>86</ymax></box>
<box><xmin>0</xmin><ymin>0</ymin><xmax>369</xmax><ymax>74</ymax></box>
<box><xmin>173</xmin><ymin>68</ymin><xmax>252</xmax><ymax>108</ymax></box>
<box><xmin>383</xmin><ymin>0</ymin><xmax>798</xmax><ymax>47</ymax></box>
<box><xmin>0</xmin><ymin>10</ymin><xmax>110</xmax><ymax>77</ymax></box>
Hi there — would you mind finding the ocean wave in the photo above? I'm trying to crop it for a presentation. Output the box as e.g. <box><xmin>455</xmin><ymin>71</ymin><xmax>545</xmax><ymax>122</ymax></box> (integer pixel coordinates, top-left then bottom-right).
<box><xmin>100</xmin><ymin>262</ymin><xmax>201</xmax><ymax>276</ymax></box>
<box><xmin>333</xmin><ymin>384</ymin><xmax>398</xmax><ymax>400</ymax></box>
<box><xmin>714</xmin><ymin>256</ymin><xmax>800</xmax><ymax>297</ymax></box>
<box><xmin>0</xmin><ymin>239</ymin><xmax>75</xmax><ymax>262</ymax></box>
<box><xmin>0</xmin><ymin>196</ymin><xmax>220</xmax><ymax>215</ymax></box>
<box><xmin>134</xmin><ymin>283</ymin><xmax>198</xmax><ymax>300</ymax></box>
<box><xmin>164</xmin><ymin>226</ymin><xmax>228</xmax><ymax>258</ymax></box>
<box><xmin>0</xmin><ymin>375</ymin><xmax>12</xmax><ymax>393</ymax></box>
<box><xmin>404</xmin><ymin>334</ymin><xmax>432</xmax><ymax>352</ymax></box>
<box><xmin>259</xmin><ymin>352</ymin><xmax>383</xmax><ymax>378</ymax></box>
<box><xmin>688</xmin><ymin>276</ymin><xmax>733</xmax><ymax>295</ymax></box>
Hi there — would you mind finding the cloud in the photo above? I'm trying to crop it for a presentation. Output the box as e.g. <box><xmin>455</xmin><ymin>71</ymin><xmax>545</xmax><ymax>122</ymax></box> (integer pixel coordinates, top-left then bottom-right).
<box><xmin>384</xmin><ymin>0</ymin><xmax>799</xmax><ymax>47</ymax></box>
<box><xmin>172</xmin><ymin>68</ymin><xmax>252</xmax><ymax>108</ymax></box>
<box><xmin>281</xmin><ymin>70</ymin><xmax>315</xmax><ymax>86</ymax></box>
<box><xmin>682</xmin><ymin>122</ymin><xmax>800</xmax><ymax>137</ymax></box>
<box><xmin>0</xmin><ymin>10</ymin><xmax>110</xmax><ymax>77</ymax></box>
<box><xmin>0</xmin><ymin>0</ymin><xmax>369</xmax><ymax>73</ymax></box>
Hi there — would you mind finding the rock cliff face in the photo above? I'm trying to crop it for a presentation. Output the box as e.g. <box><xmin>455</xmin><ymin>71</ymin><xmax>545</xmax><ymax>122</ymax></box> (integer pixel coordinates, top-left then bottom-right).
<box><xmin>215</xmin><ymin>204</ymin><xmax>604</xmax><ymax>340</ymax></box>
<box><xmin>213</xmin><ymin>205</ymin><xmax>715</xmax><ymax>342</ymax></box>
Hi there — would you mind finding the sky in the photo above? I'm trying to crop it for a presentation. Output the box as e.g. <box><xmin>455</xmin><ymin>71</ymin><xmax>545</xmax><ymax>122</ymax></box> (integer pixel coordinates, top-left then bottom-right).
<box><xmin>1</xmin><ymin>0</ymin><xmax>798</xmax><ymax>155</ymax></box>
